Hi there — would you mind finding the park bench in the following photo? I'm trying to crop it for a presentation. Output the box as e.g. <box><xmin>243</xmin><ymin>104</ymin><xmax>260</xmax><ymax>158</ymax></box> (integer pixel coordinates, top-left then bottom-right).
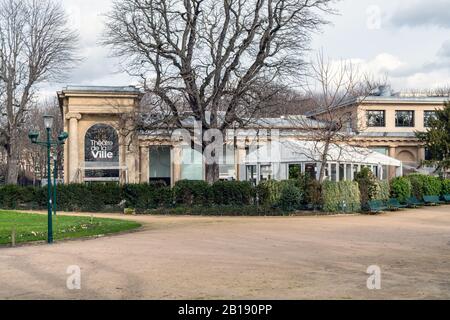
<box><xmin>443</xmin><ymin>195</ymin><xmax>450</xmax><ymax>204</ymax></box>
<box><xmin>387</xmin><ymin>198</ymin><xmax>408</xmax><ymax>211</ymax></box>
<box><xmin>423</xmin><ymin>195</ymin><xmax>445</xmax><ymax>206</ymax></box>
<box><xmin>368</xmin><ymin>200</ymin><xmax>389</xmax><ymax>214</ymax></box>
<box><xmin>406</xmin><ymin>197</ymin><xmax>425</xmax><ymax>208</ymax></box>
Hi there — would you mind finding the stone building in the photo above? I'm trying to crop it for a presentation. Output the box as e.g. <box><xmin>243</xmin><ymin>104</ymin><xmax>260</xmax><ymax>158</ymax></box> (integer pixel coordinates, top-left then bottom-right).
<box><xmin>58</xmin><ymin>85</ymin><xmax>442</xmax><ymax>185</ymax></box>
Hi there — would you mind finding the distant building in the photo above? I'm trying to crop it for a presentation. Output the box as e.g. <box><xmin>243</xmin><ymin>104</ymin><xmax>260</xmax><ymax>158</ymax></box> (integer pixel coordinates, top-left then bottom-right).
<box><xmin>309</xmin><ymin>86</ymin><xmax>448</xmax><ymax>177</ymax></box>
<box><xmin>58</xmin><ymin>85</ymin><xmax>425</xmax><ymax>185</ymax></box>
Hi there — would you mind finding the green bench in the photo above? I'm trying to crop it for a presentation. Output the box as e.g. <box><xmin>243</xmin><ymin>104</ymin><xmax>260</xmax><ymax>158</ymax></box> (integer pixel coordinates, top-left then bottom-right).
<box><xmin>368</xmin><ymin>200</ymin><xmax>389</xmax><ymax>213</ymax></box>
<box><xmin>406</xmin><ymin>196</ymin><xmax>425</xmax><ymax>208</ymax></box>
<box><xmin>387</xmin><ymin>198</ymin><xmax>408</xmax><ymax>210</ymax></box>
<box><xmin>443</xmin><ymin>195</ymin><xmax>450</xmax><ymax>203</ymax></box>
<box><xmin>423</xmin><ymin>195</ymin><xmax>445</xmax><ymax>206</ymax></box>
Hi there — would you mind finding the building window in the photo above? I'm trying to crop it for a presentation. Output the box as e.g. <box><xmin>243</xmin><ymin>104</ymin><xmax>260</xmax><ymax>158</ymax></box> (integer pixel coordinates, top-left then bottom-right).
<box><xmin>370</xmin><ymin>147</ymin><xmax>388</xmax><ymax>155</ymax></box>
<box><xmin>395</xmin><ymin>111</ymin><xmax>415</xmax><ymax>127</ymax></box>
<box><xmin>424</xmin><ymin>111</ymin><xmax>437</xmax><ymax>127</ymax></box>
<box><xmin>367</xmin><ymin>110</ymin><xmax>386</xmax><ymax>127</ymax></box>
<box><xmin>246</xmin><ymin>165</ymin><xmax>257</xmax><ymax>185</ymax></box>
<box><xmin>260</xmin><ymin>165</ymin><xmax>272</xmax><ymax>181</ymax></box>
<box><xmin>305</xmin><ymin>163</ymin><xmax>317</xmax><ymax>180</ymax></box>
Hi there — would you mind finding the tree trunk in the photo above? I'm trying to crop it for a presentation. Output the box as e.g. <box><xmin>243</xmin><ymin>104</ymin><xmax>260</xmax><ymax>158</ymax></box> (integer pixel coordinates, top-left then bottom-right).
<box><xmin>205</xmin><ymin>162</ymin><xmax>220</xmax><ymax>184</ymax></box>
<box><xmin>318</xmin><ymin>141</ymin><xmax>331</xmax><ymax>183</ymax></box>
<box><xmin>6</xmin><ymin>134</ymin><xmax>20</xmax><ymax>185</ymax></box>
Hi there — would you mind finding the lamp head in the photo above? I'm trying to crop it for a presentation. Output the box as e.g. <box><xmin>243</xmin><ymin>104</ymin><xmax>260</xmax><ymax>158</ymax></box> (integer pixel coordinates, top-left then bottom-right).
<box><xmin>43</xmin><ymin>115</ymin><xmax>54</xmax><ymax>130</ymax></box>
<box><xmin>28</xmin><ymin>131</ymin><xmax>39</xmax><ymax>144</ymax></box>
<box><xmin>58</xmin><ymin>132</ymin><xmax>69</xmax><ymax>143</ymax></box>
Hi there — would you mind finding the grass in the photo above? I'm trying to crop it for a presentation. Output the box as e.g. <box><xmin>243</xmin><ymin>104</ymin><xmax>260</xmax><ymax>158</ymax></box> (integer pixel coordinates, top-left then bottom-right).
<box><xmin>0</xmin><ymin>211</ymin><xmax>141</xmax><ymax>246</ymax></box>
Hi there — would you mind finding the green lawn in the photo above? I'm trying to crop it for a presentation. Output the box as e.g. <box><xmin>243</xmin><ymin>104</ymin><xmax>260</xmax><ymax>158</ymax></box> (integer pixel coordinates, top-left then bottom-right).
<box><xmin>0</xmin><ymin>211</ymin><xmax>141</xmax><ymax>246</ymax></box>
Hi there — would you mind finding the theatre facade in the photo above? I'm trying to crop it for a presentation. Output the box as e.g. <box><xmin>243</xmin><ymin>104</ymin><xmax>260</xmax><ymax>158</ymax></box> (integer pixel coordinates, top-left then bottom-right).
<box><xmin>58</xmin><ymin>85</ymin><xmax>431</xmax><ymax>186</ymax></box>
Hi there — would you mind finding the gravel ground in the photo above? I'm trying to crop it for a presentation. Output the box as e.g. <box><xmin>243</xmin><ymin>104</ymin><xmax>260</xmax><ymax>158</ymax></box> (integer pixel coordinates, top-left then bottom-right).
<box><xmin>1</xmin><ymin>206</ymin><xmax>450</xmax><ymax>300</ymax></box>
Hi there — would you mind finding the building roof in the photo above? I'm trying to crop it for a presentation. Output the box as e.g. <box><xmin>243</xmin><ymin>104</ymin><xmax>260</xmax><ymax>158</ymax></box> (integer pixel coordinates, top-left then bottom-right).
<box><xmin>60</xmin><ymin>85</ymin><xmax>142</xmax><ymax>94</ymax></box>
<box><xmin>245</xmin><ymin>140</ymin><xmax>402</xmax><ymax>167</ymax></box>
<box><xmin>307</xmin><ymin>86</ymin><xmax>448</xmax><ymax>117</ymax></box>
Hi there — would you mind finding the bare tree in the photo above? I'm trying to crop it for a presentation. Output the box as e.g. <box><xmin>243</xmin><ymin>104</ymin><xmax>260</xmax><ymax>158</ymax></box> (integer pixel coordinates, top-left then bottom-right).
<box><xmin>103</xmin><ymin>0</ymin><xmax>335</xmax><ymax>183</ymax></box>
<box><xmin>0</xmin><ymin>0</ymin><xmax>78</xmax><ymax>184</ymax></box>
<box><xmin>289</xmin><ymin>52</ymin><xmax>385</xmax><ymax>182</ymax></box>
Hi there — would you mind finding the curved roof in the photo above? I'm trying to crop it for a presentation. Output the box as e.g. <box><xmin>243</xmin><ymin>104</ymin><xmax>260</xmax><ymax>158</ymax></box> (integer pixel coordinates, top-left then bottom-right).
<box><xmin>245</xmin><ymin>140</ymin><xmax>402</xmax><ymax>167</ymax></box>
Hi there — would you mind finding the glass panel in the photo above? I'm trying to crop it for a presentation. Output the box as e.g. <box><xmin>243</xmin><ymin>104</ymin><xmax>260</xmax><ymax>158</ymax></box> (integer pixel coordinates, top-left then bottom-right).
<box><xmin>373</xmin><ymin>166</ymin><xmax>379</xmax><ymax>178</ymax></box>
<box><xmin>260</xmin><ymin>165</ymin><xmax>272</xmax><ymax>181</ymax></box>
<box><xmin>367</xmin><ymin>110</ymin><xmax>386</xmax><ymax>127</ymax></box>
<box><xmin>424</xmin><ymin>111</ymin><xmax>437</xmax><ymax>127</ymax></box>
<box><xmin>219</xmin><ymin>145</ymin><xmax>236</xmax><ymax>179</ymax></box>
<box><xmin>150</xmin><ymin>146</ymin><xmax>171</xmax><ymax>185</ymax></box>
<box><xmin>382</xmin><ymin>165</ymin><xmax>388</xmax><ymax>180</ymax></box>
<box><xmin>181</xmin><ymin>148</ymin><xmax>203</xmax><ymax>180</ymax></box>
<box><xmin>346</xmin><ymin>164</ymin><xmax>352</xmax><ymax>181</ymax></box>
<box><xmin>353</xmin><ymin>164</ymin><xmax>359</xmax><ymax>177</ymax></box>
<box><xmin>330</xmin><ymin>163</ymin><xmax>337</xmax><ymax>182</ymax></box>
<box><xmin>370</xmin><ymin>147</ymin><xmax>388</xmax><ymax>155</ymax></box>
<box><xmin>305</xmin><ymin>163</ymin><xmax>317</xmax><ymax>180</ymax></box>
<box><xmin>246</xmin><ymin>165</ymin><xmax>257</xmax><ymax>185</ymax></box>
<box><xmin>395</xmin><ymin>110</ymin><xmax>415</xmax><ymax>127</ymax></box>
<box><xmin>339</xmin><ymin>164</ymin><xmax>345</xmax><ymax>181</ymax></box>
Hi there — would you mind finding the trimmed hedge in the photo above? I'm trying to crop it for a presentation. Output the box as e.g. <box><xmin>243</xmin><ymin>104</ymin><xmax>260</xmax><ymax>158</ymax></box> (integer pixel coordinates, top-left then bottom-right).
<box><xmin>256</xmin><ymin>179</ymin><xmax>303</xmax><ymax>207</ymax></box>
<box><xmin>390</xmin><ymin>177</ymin><xmax>412</xmax><ymax>203</ymax></box>
<box><xmin>442</xmin><ymin>179</ymin><xmax>450</xmax><ymax>195</ymax></box>
<box><xmin>407</xmin><ymin>174</ymin><xmax>442</xmax><ymax>198</ymax></box>
<box><xmin>212</xmin><ymin>180</ymin><xmax>255</xmax><ymax>205</ymax></box>
<box><xmin>322</xmin><ymin>181</ymin><xmax>361</xmax><ymax>213</ymax></box>
<box><xmin>173</xmin><ymin>180</ymin><xmax>211</xmax><ymax>206</ymax></box>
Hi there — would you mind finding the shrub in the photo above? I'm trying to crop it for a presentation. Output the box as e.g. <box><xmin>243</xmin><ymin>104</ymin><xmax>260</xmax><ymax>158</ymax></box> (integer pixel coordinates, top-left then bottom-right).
<box><xmin>173</xmin><ymin>180</ymin><xmax>212</xmax><ymax>206</ymax></box>
<box><xmin>278</xmin><ymin>184</ymin><xmax>302</xmax><ymax>212</ymax></box>
<box><xmin>354</xmin><ymin>167</ymin><xmax>380</xmax><ymax>210</ymax></box>
<box><xmin>442</xmin><ymin>179</ymin><xmax>450</xmax><ymax>195</ymax></box>
<box><xmin>390</xmin><ymin>177</ymin><xmax>412</xmax><ymax>202</ymax></box>
<box><xmin>211</xmin><ymin>180</ymin><xmax>255</xmax><ymax>205</ymax></box>
<box><xmin>122</xmin><ymin>183</ymin><xmax>173</xmax><ymax>210</ymax></box>
<box><xmin>407</xmin><ymin>174</ymin><xmax>426</xmax><ymax>199</ymax></box>
<box><xmin>0</xmin><ymin>185</ymin><xmax>42</xmax><ymax>209</ymax></box>
<box><xmin>423</xmin><ymin>176</ymin><xmax>442</xmax><ymax>196</ymax></box>
<box><xmin>322</xmin><ymin>181</ymin><xmax>361</xmax><ymax>213</ymax></box>
<box><xmin>145</xmin><ymin>205</ymin><xmax>285</xmax><ymax>216</ymax></box>
<box><xmin>376</xmin><ymin>180</ymin><xmax>391</xmax><ymax>201</ymax></box>
<box><xmin>256</xmin><ymin>179</ymin><xmax>303</xmax><ymax>207</ymax></box>
<box><xmin>407</xmin><ymin>174</ymin><xmax>442</xmax><ymax>198</ymax></box>
<box><xmin>303</xmin><ymin>179</ymin><xmax>322</xmax><ymax>210</ymax></box>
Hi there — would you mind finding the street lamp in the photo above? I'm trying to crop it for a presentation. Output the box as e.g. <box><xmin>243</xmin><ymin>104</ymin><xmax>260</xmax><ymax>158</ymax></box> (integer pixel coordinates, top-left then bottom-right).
<box><xmin>53</xmin><ymin>153</ymin><xmax>58</xmax><ymax>216</ymax></box>
<box><xmin>29</xmin><ymin>115</ymin><xmax>68</xmax><ymax>244</ymax></box>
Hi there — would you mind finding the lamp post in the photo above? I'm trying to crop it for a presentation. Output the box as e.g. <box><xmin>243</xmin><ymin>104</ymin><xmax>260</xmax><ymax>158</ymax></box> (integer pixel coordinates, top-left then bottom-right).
<box><xmin>53</xmin><ymin>153</ymin><xmax>58</xmax><ymax>216</ymax></box>
<box><xmin>28</xmin><ymin>116</ymin><xmax>68</xmax><ymax>244</ymax></box>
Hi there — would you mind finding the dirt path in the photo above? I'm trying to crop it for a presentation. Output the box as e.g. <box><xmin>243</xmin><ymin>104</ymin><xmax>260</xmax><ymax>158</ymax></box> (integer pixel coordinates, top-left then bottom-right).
<box><xmin>1</xmin><ymin>207</ymin><xmax>450</xmax><ymax>300</ymax></box>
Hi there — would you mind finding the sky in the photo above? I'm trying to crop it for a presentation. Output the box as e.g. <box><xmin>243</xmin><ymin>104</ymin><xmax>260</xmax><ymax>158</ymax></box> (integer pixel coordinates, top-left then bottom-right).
<box><xmin>40</xmin><ymin>0</ymin><xmax>450</xmax><ymax>98</ymax></box>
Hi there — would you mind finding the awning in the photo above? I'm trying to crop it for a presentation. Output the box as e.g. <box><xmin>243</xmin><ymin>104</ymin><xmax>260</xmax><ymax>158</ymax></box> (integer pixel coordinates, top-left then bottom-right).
<box><xmin>244</xmin><ymin>140</ymin><xmax>402</xmax><ymax>167</ymax></box>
